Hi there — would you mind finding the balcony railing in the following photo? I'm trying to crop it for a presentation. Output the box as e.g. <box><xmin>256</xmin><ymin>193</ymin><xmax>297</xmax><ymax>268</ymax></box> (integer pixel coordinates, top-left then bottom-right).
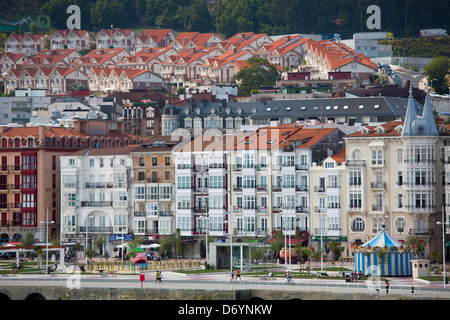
<box><xmin>80</xmin><ymin>226</ymin><xmax>114</xmax><ymax>233</ymax></box>
<box><xmin>346</xmin><ymin>160</ymin><xmax>365</xmax><ymax>166</ymax></box>
<box><xmin>408</xmin><ymin>228</ymin><xmax>435</xmax><ymax>236</ymax></box>
<box><xmin>371</xmin><ymin>204</ymin><xmax>386</xmax><ymax>212</ymax></box>
<box><xmin>370</xmin><ymin>182</ymin><xmax>386</xmax><ymax>189</ymax></box>
<box><xmin>81</xmin><ymin>201</ymin><xmax>113</xmax><ymax>207</ymax></box>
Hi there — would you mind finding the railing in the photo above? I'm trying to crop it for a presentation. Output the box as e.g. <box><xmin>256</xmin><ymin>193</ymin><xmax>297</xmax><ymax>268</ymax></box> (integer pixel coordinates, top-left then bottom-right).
<box><xmin>408</xmin><ymin>228</ymin><xmax>435</xmax><ymax>236</ymax></box>
<box><xmin>81</xmin><ymin>201</ymin><xmax>113</xmax><ymax>207</ymax></box>
<box><xmin>370</xmin><ymin>182</ymin><xmax>386</xmax><ymax>189</ymax></box>
<box><xmin>346</xmin><ymin>160</ymin><xmax>365</xmax><ymax>166</ymax></box>
<box><xmin>79</xmin><ymin>226</ymin><xmax>113</xmax><ymax>232</ymax></box>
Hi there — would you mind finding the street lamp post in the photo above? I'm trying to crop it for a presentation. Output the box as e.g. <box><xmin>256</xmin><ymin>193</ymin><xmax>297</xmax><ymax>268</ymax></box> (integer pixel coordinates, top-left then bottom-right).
<box><xmin>40</xmin><ymin>207</ymin><xmax>55</xmax><ymax>276</ymax></box>
<box><xmin>437</xmin><ymin>204</ymin><xmax>449</xmax><ymax>288</ymax></box>
<box><xmin>321</xmin><ymin>216</ymin><xmax>328</xmax><ymax>272</ymax></box>
<box><xmin>85</xmin><ymin>215</ymin><xmax>92</xmax><ymax>265</ymax></box>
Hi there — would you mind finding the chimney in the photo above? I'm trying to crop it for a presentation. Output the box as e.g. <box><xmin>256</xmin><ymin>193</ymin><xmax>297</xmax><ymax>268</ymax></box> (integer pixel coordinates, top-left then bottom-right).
<box><xmin>39</xmin><ymin>125</ymin><xmax>46</xmax><ymax>146</ymax></box>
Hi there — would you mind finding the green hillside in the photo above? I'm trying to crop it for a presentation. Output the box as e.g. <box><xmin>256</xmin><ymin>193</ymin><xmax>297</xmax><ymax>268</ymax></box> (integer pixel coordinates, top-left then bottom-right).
<box><xmin>380</xmin><ymin>36</ymin><xmax>450</xmax><ymax>58</ymax></box>
<box><xmin>0</xmin><ymin>0</ymin><xmax>449</xmax><ymax>39</ymax></box>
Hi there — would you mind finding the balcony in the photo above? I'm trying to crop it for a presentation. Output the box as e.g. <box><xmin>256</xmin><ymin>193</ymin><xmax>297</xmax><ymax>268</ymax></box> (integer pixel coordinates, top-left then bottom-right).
<box><xmin>134</xmin><ymin>210</ymin><xmax>147</xmax><ymax>217</ymax></box>
<box><xmin>370</xmin><ymin>182</ymin><xmax>386</xmax><ymax>189</ymax></box>
<box><xmin>192</xmin><ymin>206</ymin><xmax>207</xmax><ymax>213</ymax></box>
<box><xmin>177</xmin><ymin>164</ymin><xmax>193</xmax><ymax>170</ymax></box>
<box><xmin>408</xmin><ymin>228</ymin><xmax>435</xmax><ymax>236</ymax></box>
<box><xmin>85</xmin><ymin>182</ymin><xmax>114</xmax><ymax>188</ymax></box>
<box><xmin>233</xmin><ymin>185</ymin><xmax>242</xmax><ymax>191</ymax></box>
<box><xmin>81</xmin><ymin>201</ymin><xmax>113</xmax><ymax>207</ymax></box>
<box><xmin>256</xmin><ymin>185</ymin><xmax>267</xmax><ymax>191</ymax></box>
<box><xmin>295</xmin><ymin>206</ymin><xmax>309</xmax><ymax>213</ymax></box>
<box><xmin>314</xmin><ymin>186</ymin><xmax>326</xmax><ymax>193</ymax></box>
<box><xmin>295</xmin><ymin>164</ymin><xmax>309</xmax><ymax>170</ymax></box>
<box><xmin>272</xmin><ymin>185</ymin><xmax>282</xmax><ymax>192</ymax></box>
<box><xmin>405</xmin><ymin>205</ymin><xmax>436</xmax><ymax>212</ymax></box>
<box><xmin>295</xmin><ymin>185</ymin><xmax>308</xmax><ymax>192</ymax></box>
<box><xmin>80</xmin><ymin>226</ymin><xmax>113</xmax><ymax>233</ymax></box>
<box><xmin>346</xmin><ymin>160</ymin><xmax>365</xmax><ymax>167</ymax></box>
<box><xmin>371</xmin><ymin>204</ymin><xmax>386</xmax><ymax>212</ymax></box>
<box><xmin>314</xmin><ymin>206</ymin><xmax>327</xmax><ymax>214</ymax></box>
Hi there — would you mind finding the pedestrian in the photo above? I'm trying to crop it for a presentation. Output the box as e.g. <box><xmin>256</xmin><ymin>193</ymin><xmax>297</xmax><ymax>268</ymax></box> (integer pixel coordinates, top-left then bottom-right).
<box><xmin>385</xmin><ymin>280</ymin><xmax>389</xmax><ymax>294</ymax></box>
<box><xmin>155</xmin><ymin>270</ymin><xmax>162</xmax><ymax>284</ymax></box>
<box><xmin>230</xmin><ymin>269</ymin><xmax>235</xmax><ymax>282</ymax></box>
<box><xmin>236</xmin><ymin>268</ymin><xmax>241</xmax><ymax>281</ymax></box>
<box><xmin>373</xmin><ymin>279</ymin><xmax>379</xmax><ymax>294</ymax></box>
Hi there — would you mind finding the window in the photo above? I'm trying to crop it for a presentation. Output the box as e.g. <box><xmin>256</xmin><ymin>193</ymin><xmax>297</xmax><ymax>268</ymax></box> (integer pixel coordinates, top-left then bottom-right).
<box><xmin>114</xmin><ymin>191</ymin><xmax>128</xmax><ymax>207</ymax></box>
<box><xmin>177</xmin><ymin>176</ymin><xmax>192</xmax><ymax>189</ymax></box>
<box><xmin>351</xmin><ymin>217</ymin><xmax>365</xmax><ymax>232</ymax></box>
<box><xmin>177</xmin><ymin>196</ymin><xmax>191</xmax><ymax>209</ymax></box>
<box><xmin>372</xmin><ymin>217</ymin><xmax>384</xmax><ymax>233</ymax></box>
<box><xmin>62</xmin><ymin>175</ymin><xmax>77</xmax><ymax>188</ymax></box>
<box><xmin>152</xmin><ymin>157</ymin><xmax>157</xmax><ymax>166</ymax></box>
<box><xmin>395</xmin><ymin>217</ymin><xmax>406</xmax><ymax>233</ymax></box>
<box><xmin>349</xmin><ymin>170</ymin><xmax>362</xmax><ymax>186</ymax></box>
<box><xmin>244</xmin><ymin>216</ymin><xmax>255</xmax><ymax>232</ymax></box>
<box><xmin>244</xmin><ymin>195</ymin><xmax>255</xmax><ymax>209</ymax></box>
<box><xmin>134</xmin><ymin>186</ymin><xmax>146</xmax><ymax>200</ymax></box>
<box><xmin>210</xmin><ymin>176</ymin><xmax>224</xmax><ymax>189</ymax></box>
<box><xmin>114</xmin><ymin>173</ymin><xmax>126</xmax><ymax>187</ymax></box>
<box><xmin>177</xmin><ymin>216</ymin><xmax>192</xmax><ymax>231</ymax></box>
<box><xmin>159</xmin><ymin>186</ymin><xmax>172</xmax><ymax>199</ymax></box>
<box><xmin>327</xmin><ymin>195</ymin><xmax>340</xmax><ymax>209</ymax></box>
<box><xmin>64</xmin><ymin>193</ymin><xmax>77</xmax><ymax>207</ymax></box>
<box><xmin>243</xmin><ymin>175</ymin><xmax>255</xmax><ymax>188</ymax></box>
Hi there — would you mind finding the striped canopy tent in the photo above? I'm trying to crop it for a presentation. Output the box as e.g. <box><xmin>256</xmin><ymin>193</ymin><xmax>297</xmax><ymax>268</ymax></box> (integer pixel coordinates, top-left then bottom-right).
<box><xmin>354</xmin><ymin>229</ymin><xmax>414</xmax><ymax>276</ymax></box>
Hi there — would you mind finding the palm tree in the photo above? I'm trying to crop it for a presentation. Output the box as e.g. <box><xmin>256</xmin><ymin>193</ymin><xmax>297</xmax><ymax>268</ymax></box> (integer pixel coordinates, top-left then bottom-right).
<box><xmin>33</xmin><ymin>246</ymin><xmax>44</xmax><ymax>270</ymax></box>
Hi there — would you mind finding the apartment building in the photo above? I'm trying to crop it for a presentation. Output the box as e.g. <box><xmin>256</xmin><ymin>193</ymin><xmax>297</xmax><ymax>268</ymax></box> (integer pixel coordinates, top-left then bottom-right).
<box><xmin>60</xmin><ymin>146</ymin><xmax>136</xmax><ymax>258</ymax></box>
<box><xmin>130</xmin><ymin>136</ymin><xmax>181</xmax><ymax>244</ymax></box>
<box><xmin>173</xmin><ymin>133</ymin><xmax>238</xmax><ymax>258</ymax></box>
<box><xmin>229</xmin><ymin>124</ymin><xmax>345</xmax><ymax>242</ymax></box>
<box><xmin>343</xmin><ymin>89</ymin><xmax>446</xmax><ymax>258</ymax></box>
<box><xmin>0</xmin><ymin>122</ymin><xmax>141</xmax><ymax>246</ymax></box>
<box><xmin>310</xmin><ymin>148</ymin><xmax>348</xmax><ymax>257</ymax></box>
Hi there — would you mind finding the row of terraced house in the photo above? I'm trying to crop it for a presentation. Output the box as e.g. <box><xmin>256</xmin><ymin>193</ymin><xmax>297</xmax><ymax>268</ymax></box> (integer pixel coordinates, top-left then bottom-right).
<box><xmin>1</xmin><ymin>29</ymin><xmax>377</xmax><ymax>95</ymax></box>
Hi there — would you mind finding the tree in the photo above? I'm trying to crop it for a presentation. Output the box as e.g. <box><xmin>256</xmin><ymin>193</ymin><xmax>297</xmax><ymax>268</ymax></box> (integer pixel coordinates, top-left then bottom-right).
<box><xmin>21</xmin><ymin>233</ymin><xmax>35</xmax><ymax>246</ymax></box>
<box><xmin>184</xmin><ymin>0</ymin><xmax>212</xmax><ymax>32</ymax></box>
<box><xmin>232</xmin><ymin>57</ymin><xmax>278</xmax><ymax>96</ymax></box>
<box><xmin>424</xmin><ymin>56</ymin><xmax>450</xmax><ymax>94</ymax></box>
<box><xmin>33</xmin><ymin>246</ymin><xmax>44</xmax><ymax>270</ymax></box>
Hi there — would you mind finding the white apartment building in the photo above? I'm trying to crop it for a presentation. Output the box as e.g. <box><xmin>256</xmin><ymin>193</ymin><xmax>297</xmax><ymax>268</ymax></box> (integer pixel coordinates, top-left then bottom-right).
<box><xmin>60</xmin><ymin>146</ymin><xmax>136</xmax><ymax>258</ymax></box>
<box><xmin>173</xmin><ymin>133</ymin><xmax>234</xmax><ymax>258</ymax></box>
<box><xmin>230</xmin><ymin>124</ymin><xmax>345</xmax><ymax>242</ymax></box>
<box><xmin>310</xmin><ymin>148</ymin><xmax>348</xmax><ymax>257</ymax></box>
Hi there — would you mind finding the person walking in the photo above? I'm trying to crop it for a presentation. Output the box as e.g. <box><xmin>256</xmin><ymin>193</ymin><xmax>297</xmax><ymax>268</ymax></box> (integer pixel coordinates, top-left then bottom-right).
<box><xmin>235</xmin><ymin>269</ymin><xmax>241</xmax><ymax>281</ymax></box>
<box><xmin>155</xmin><ymin>270</ymin><xmax>162</xmax><ymax>284</ymax></box>
<box><xmin>385</xmin><ymin>280</ymin><xmax>390</xmax><ymax>294</ymax></box>
<box><xmin>230</xmin><ymin>269</ymin><xmax>235</xmax><ymax>282</ymax></box>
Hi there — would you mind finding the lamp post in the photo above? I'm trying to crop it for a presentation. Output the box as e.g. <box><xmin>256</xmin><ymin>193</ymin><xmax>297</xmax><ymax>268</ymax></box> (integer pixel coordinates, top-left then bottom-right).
<box><xmin>40</xmin><ymin>207</ymin><xmax>55</xmax><ymax>276</ymax></box>
<box><xmin>85</xmin><ymin>215</ymin><xmax>93</xmax><ymax>265</ymax></box>
<box><xmin>320</xmin><ymin>216</ymin><xmax>328</xmax><ymax>272</ymax></box>
<box><xmin>437</xmin><ymin>203</ymin><xmax>449</xmax><ymax>288</ymax></box>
